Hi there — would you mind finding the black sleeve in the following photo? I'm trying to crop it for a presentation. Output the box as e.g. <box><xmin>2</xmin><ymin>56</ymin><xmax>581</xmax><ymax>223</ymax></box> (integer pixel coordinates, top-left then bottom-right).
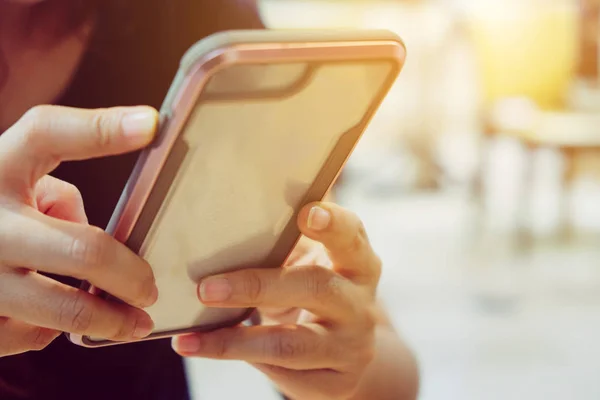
<box><xmin>168</xmin><ymin>0</ymin><xmax>265</xmax><ymax>53</ymax></box>
<box><xmin>183</xmin><ymin>0</ymin><xmax>265</xmax><ymax>31</ymax></box>
<box><xmin>161</xmin><ymin>0</ymin><xmax>266</xmax><ymax>75</ymax></box>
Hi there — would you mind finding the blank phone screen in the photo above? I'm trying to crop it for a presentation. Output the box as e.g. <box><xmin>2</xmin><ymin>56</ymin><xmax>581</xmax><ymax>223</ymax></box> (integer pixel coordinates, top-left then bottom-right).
<box><xmin>91</xmin><ymin>59</ymin><xmax>397</xmax><ymax>340</ymax></box>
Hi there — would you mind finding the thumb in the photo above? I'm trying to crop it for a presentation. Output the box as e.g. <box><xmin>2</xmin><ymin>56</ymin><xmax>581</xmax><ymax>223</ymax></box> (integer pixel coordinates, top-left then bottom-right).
<box><xmin>0</xmin><ymin>105</ymin><xmax>157</xmax><ymax>190</ymax></box>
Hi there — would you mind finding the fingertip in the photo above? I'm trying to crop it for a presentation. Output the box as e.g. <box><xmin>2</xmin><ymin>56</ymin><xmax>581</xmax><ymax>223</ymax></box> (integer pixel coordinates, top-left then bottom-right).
<box><xmin>299</xmin><ymin>202</ymin><xmax>332</xmax><ymax>234</ymax></box>
<box><xmin>146</xmin><ymin>283</ymin><xmax>159</xmax><ymax>307</ymax></box>
<box><xmin>121</xmin><ymin>106</ymin><xmax>159</xmax><ymax>145</ymax></box>
<box><xmin>132</xmin><ymin>311</ymin><xmax>155</xmax><ymax>339</ymax></box>
<box><xmin>172</xmin><ymin>334</ymin><xmax>202</xmax><ymax>354</ymax></box>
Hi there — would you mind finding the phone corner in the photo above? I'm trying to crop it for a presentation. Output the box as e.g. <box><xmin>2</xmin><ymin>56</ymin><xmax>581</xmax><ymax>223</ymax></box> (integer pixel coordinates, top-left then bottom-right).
<box><xmin>64</xmin><ymin>332</ymin><xmax>85</xmax><ymax>347</ymax></box>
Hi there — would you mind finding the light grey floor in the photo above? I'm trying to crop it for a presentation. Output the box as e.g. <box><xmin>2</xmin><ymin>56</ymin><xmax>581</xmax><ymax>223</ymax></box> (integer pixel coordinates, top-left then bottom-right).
<box><xmin>346</xmin><ymin>190</ymin><xmax>600</xmax><ymax>400</ymax></box>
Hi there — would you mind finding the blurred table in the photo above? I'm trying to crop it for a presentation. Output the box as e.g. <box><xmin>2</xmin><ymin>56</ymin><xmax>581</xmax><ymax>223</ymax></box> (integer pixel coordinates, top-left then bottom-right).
<box><xmin>475</xmin><ymin>98</ymin><xmax>600</xmax><ymax>246</ymax></box>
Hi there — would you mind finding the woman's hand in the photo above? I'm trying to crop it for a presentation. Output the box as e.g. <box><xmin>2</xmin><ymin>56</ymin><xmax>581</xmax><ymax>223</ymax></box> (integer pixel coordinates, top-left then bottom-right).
<box><xmin>0</xmin><ymin>105</ymin><xmax>159</xmax><ymax>356</ymax></box>
<box><xmin>256</xmin><ymin>234</ymin><xmax>331</xmax><ymax>327</ymax></box>
<box><xmin>173</xmin><ymin>203</ymin><xmax>383</xmax><ymax>400</ymax></box>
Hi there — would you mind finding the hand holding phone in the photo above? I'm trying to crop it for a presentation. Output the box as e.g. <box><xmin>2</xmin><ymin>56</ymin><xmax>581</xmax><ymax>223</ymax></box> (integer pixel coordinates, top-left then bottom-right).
<box><xmin>0</xmin><ymin>106</ymin><xmax>160</xmax><ymax>356</ymax></box>
<box><xmin>69</xmin><ymin>29</ymin><xmax>406</xmax><ymax>347</ymax></box>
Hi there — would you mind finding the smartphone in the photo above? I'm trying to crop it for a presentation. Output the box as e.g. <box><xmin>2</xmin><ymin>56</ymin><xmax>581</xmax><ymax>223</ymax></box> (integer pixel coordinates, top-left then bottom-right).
<box><xmin>68</xmin><ymin>29</ymin><xmax>406</xmax><ymax>347</ymax></box>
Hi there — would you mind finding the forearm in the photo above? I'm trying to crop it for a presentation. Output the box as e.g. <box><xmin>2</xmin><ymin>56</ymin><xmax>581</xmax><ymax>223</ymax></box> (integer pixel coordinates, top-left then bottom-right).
<box><xmin>350</xmin><ymin>326</ymin><xmax>419</xmax><ymax>400</ymax></box>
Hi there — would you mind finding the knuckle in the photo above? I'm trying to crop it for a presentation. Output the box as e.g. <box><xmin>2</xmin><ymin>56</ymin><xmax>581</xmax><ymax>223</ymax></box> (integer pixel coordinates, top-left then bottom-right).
<box><xmin>214</xmin><ymin>333</ymin><xmax>230</xmax><ymax>358</ymax></box>
<box><xmin>12</xmin><ymin>107</ymin><xmax>62</xmax><ymax>182</ymax></box>
<box><xmin>349</xmin><ymin>219</ymin><xmax>369</xmax><ymax>252</ymax></box>
<box><xmin>241</xmin><ymin>270</ymin><xmax>263</xmax><ymax>302</ymax></box>
<box><xmin>28</xmin><ymin>328</ymin><xmax>57</xmax><ymax>351</ymax></box>
<box><xmin>58</xmin><ymin>291</ymin><xmax>93</xmax><ymax>333</ymax></box>
<box><xmin>334</xmin><ymin>210</ymin><xmax>369</xmax><ymax>254</ymax></box>
<box><xmin>69</xmin><ymin>226</ymin><xmax>110</xmax><ymax>272</ymax></box>
<box><xmin>304</xmin><ymin>267</ymin><xmax>342</xmax><ymax>303</ymax></box>
<box><xmin>112</xmin><ymin>312</ymin><xmax>138</xmax><ymax>341</ymax></box>
<box><xmin>266</xmin><ymin>330</ymin><xmax>304</xmax><ymax>360</ymax></box>
<box><xmin>18</xmin><ymin>106</ymin><xmax>49</xmax><ymax>148</ymax></box>
<box><xmin>323</xmin><ymin>274</ymin><xmax>344</xmax><ymax>300</ymax></box>
<box><xmin>90</xmin><ymin>112</ymin><xmax>115</xmax><ymax>149</ymax></box>
<box><xmin>209</xmin><ymin>328</ymin><xmax>236</xmax><ymax>358</ymax></box>
<box><xmin>20</xmin><ymin>105</ymin><xmax>51</xmax><ymax>129</ymax></box>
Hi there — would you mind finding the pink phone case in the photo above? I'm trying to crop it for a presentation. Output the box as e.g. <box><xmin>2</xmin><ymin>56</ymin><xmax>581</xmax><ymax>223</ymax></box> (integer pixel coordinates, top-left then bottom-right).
<box><xmin>68</xmin><ymin>29</ymin><xmax>406</xmax><ymax>347</ymax></box>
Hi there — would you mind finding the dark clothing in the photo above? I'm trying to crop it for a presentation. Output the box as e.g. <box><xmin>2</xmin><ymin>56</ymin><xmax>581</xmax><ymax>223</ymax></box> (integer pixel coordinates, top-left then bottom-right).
<box><xmin>0</xmin><ymin>1</ymin><xmax>263</xmax><ymax>399</ymax></box>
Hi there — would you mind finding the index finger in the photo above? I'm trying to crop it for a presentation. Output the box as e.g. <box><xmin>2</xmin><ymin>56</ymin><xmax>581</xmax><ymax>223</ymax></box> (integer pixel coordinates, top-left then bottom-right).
<box><xmin>297</xmin><ymin>203</ymin><xmax>382</xmax><ymax>287</ymax></box>
<box><xmin>0</xmin><ymin>206</ymin><xmax>158</xmax><ymax>309</ymax></box>
<box><xmin>0</xmin><ymin>271</ymin><xmax>154</xmax><ymax>342</ymax></box>
<box><xmin>0</xmin><ymin>105</ymin><xmax>157</xmax><ymax>190</ymax></box>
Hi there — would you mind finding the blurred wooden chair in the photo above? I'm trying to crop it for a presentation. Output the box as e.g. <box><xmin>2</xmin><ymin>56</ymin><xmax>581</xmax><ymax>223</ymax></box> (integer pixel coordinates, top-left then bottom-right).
<box><xmin>465</xmin><ymin>0</ymin><xmax>599</xmax><ymax>248</ymax></box>
<box><xmin>486</xmin><ymin>101</ymin><xmax>600</xmax><ymax>245</ymax></box>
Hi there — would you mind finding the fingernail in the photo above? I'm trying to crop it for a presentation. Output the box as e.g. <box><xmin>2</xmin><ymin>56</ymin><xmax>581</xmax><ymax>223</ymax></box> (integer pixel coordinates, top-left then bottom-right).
<box><xmin>308</xmin><ymin>206</ymin><xmax>331</xmax><ymax>231</ymax></box>
<box><xmin>173</xmin><ymin>335</ymin><xmax>201</xmax><ymax>354</ymax></box>
<box><xmin>133</xmin><ymin>315</ymin><xmax>154</xmax><ymax>339</ymax></box>
<box><xmin>122</xmin><ymin>108</ymin><xmax>157</xmax><ymax>138</ymax></box>
<box><xmin>199</xmin><ymin>277</ymin><xmax>232</xmax><ymax>303</ymax></box>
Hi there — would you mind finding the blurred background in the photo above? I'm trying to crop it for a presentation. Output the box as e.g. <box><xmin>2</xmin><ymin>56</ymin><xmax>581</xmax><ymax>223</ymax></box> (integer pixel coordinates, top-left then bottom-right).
<box><xmin>188</xmin><ymin>0</ymin><xmax>600</xmax><ymax>399</ymax></box>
